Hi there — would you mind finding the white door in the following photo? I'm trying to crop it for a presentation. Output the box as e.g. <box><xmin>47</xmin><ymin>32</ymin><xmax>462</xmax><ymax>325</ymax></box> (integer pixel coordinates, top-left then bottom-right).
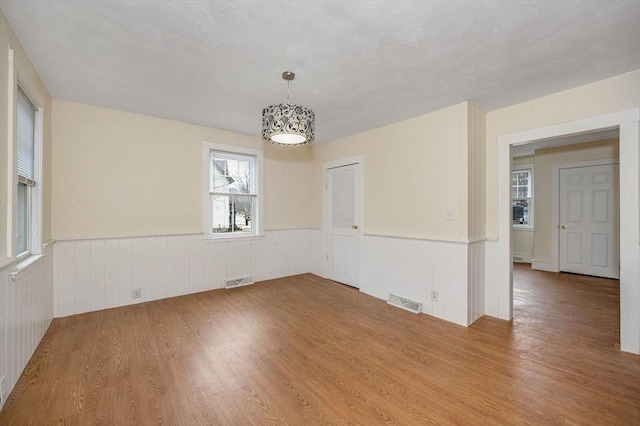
<box><xmin>559</xmin><ymin>164</ymin><xmax>619</xmax><ymax>278</ymax></box>
<box><xmin>327</xmin><ymin>163</ymin><xmax>361</xmax><ymax>287</ymax></box>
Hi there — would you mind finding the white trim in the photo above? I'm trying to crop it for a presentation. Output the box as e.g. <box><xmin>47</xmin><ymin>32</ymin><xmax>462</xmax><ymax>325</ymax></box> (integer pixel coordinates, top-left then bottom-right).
<box><xmin>201</xmin><ymin>141</ymin><xmax>264</xmax><ymax>239</ymax></box>
<box><xmin>6</xmin><ymin>48</ymin><xmax>15</xmax><ymax>258</ymax></box>
<box><xmin>512</xmin><ymin>253</ymin><xmax>533</xmax><ymax>263</ymax></box>
<box><xmin>323</xmin><ymin>155</ymin><xmax>363</xmax><ymax>171</ymax></box>
<box><xmin>201</xmin><ymin>234</ymin><xmax>265</xmax><ymax>243</ymax></box>
<box><xmin>498</xmin><ymin>110</ymin><xmax>635</xmax><ymax>146</ymax></box>
<box><xmin>363</xmin><ymin>231</ymin><xmax>472</xmax><ymax>244</ymax></box>
<box><xmin>531</xmin><ymin>261</ymin><xmax>555</xmax><ymax>272</ymax></box>
<box><xmin>55</xmin><ymin>232</ymin><xmax>203</xmax><ymax>242</ymax></box>
<box><xmin>550</xmin><ymin>158</ymin><xmax>618</xmax><ymax>273</ymax></box>
<box><xmin>30</xmin><ymin>104</ymin><xmax>44</xmax><ymax>255</ymax></box>
<box><xmin>11</xmin><ymin>253</ymin><xmax>46</xmax><ymax>281</ymax></box>
<box><xmin>496</xmin><ymin>108</ymin><xmax>640</xmax><ymax>354</ymax></box>
<box><xmin>53</xmin><ymin>228</ymin><xmax>314</xmax><ymax>243</ymax></box>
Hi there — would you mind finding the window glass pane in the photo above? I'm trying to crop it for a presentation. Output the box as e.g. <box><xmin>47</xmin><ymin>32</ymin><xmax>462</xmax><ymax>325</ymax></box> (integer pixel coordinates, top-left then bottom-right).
<box><xmin>516</xmin><ymin>171</ymin><xmax>529</xmax><ymax>185</ymax></box>
<box><xmin>512</xmin><ymin>199</ymin><xmax>529</xmax><ymax>225</ymax></box>
<box><xmin>213</xmin><ymin>175</ymin><xmax>228</xmax><ymax>192</ymax></box>
<box><xmin>211</xmin><ymin>194</ymin><xmax>254</xmax><ymax>234</ymax></box>
<box><xmin>17</xmin><ymin>183</ymin><xmax>29</xmax><ymax>254</ymax></box>
<box><xmin>518</xmin><ymin>186</ymin><xmax>528</xmax><ymax>198</ymax></box>
<box><xmin>211</xmin><ymin>156</ymin><xmax>253</xmax><ymax>195</ymax></box>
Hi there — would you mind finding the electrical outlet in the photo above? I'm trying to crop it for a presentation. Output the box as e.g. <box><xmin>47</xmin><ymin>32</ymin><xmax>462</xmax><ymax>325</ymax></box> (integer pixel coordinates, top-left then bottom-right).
<box><xmin>0</xmin><ymin>375</ymin><xmax>6</xmax><ymax>406</ymax></box>
<box><xmin>132</xmin><ymin>288</ymin><xmax>142</xmax><ymax>299</ymax></box>
<box><xmin>430</xmin><ymin>290</ymin><xmax>439</xmax><ymax>302</ymax></box>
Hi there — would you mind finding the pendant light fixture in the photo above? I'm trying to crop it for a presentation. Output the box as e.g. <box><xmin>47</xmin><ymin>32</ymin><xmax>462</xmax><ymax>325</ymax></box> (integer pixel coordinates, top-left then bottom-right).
<box><xmin>262</xmin><ymin>71</ymin><xmax>315</xmax><ymax>146</ymax></box>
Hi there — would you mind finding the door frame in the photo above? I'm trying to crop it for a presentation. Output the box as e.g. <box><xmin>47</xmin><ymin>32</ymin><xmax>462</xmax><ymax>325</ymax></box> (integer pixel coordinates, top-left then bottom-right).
<box><xmin>495</xmin><ymin>108</ymin><xmax>639</xmax><ymax>354</ymax></box>
<box><xmin>323</xmin><ymin>155</ymin><xmax>364</xmax><ymax>287</ymax></box>
<box><xmin>551</xmin><ymin>159</ymin><xmax>619</xmax><ymax>274</ymax></box>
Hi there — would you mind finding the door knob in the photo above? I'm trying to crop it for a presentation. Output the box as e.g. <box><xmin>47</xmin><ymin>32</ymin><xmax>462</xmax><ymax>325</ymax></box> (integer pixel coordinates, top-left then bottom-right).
<box><xmin>352</xmin><ymin>225</ymin><xmax>358</xmax><ymax>229</ymax></box>
<box><xmin>560</xmin><ymin>225</ymin><xmax>567</xmax><ymax>229</ymax></box>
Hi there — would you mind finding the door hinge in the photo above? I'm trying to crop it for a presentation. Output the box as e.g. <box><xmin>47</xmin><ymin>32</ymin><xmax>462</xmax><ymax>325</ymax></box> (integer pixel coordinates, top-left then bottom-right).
<box><xmin>326</xmin><ymin>255</ymin><xmax>328</xmax><ymax>261</ymax></box>
<box><xmin>325</xmin><ymin>184</ymin><xmax>328</xmax><ymax>190</ymax></box>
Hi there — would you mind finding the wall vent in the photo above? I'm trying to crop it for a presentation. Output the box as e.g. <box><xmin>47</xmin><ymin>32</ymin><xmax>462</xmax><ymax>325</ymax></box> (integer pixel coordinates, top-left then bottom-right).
<box><xmin>387</xmin><ymin>294</ymin><xmax>422</xmax><ymax>314</ymax></box>
<box><xmin>225</xmin><ymin>276</ymin><xmax>254</xmax><ymax>289</ymax></box>
<box><xmin>512</xmin><ymin>255</ymin><xmax>524</xmax><ymax>263</ymax></box>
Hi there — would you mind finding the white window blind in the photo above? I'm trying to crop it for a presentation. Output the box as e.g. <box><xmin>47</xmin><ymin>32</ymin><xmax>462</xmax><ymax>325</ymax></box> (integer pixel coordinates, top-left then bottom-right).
<box><xmin>17</xmin><ymin>87</ymin><xmax>36</xmax><ymax>185</ymax></box>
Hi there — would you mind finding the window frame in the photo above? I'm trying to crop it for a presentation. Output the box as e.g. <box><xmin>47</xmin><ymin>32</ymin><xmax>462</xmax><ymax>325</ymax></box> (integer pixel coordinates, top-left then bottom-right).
<box><xmin>14</xmin><ymin>80</ymin><xmax>44</xmax><ymax>260</ymax></box>
<box><xmin>202</xmin><ymin>142</ymin><xmax>263</xmax><ymax>240</ymax></box>
<box><xmin>512</xmin><ymin>164</ymin><xmax>534</xmax><ymax>230</ymax></box>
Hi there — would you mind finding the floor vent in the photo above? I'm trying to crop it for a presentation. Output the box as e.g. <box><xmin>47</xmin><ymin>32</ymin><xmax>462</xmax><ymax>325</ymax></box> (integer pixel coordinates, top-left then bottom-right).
<box><xmin>387</xmin><ymin>294</ymin><xmax>422</xmax><ymax>314</ymax></box>
<box><xmin>225</xmin><ymin>276</ymin><xmax>254</xmax><ymax>289</ymax></box>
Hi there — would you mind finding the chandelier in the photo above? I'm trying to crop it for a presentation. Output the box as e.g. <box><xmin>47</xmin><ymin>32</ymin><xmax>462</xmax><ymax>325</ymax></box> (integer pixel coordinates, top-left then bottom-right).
<box><xmin>262</xmin><ymin>71</ymin><xmax>315</xmax><ymax>146</ymax></box>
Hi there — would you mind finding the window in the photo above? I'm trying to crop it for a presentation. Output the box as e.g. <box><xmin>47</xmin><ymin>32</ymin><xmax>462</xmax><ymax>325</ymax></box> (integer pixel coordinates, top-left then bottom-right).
<box><xmin>512</xmin><ymin>167</ymin><xmax>533</xmax><ymax>228</ymax></box>
<box><xmin>16</xmin><ymin>85</ymin><xmax>41</xmax><ymax>257</ymax></box>
<box><xmin>204</xmin><ymin>142</ymin><xmax>263</xmax><ymax>238</ymax></box>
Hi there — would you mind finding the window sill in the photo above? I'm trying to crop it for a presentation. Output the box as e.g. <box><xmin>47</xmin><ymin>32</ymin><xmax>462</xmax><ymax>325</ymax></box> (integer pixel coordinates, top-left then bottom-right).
<box><xmin>11</xmin><ymin>253</ymin><xmax>46</xmax><ymax>282</ymax></box>
<box><xmin>513</xmin><ymin>226</ymin><xmax>534</xmax><ymax>232</ymax></box>
<box><xmin>202</xmin><ymin>233</ymin><xmax>265</xmax><ymax>243</ymax></box>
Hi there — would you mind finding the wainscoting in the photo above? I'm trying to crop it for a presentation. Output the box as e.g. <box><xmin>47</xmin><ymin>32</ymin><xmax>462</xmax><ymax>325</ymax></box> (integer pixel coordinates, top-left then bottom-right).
<box><xmin>54</xmin><ymin>229</ymin><xmax>486</xmax><ymax>326</ymax></box>
<box><xmin>54</xmin><ymin>229</ymin><xmax>317</xmax><ymax>317</ymax></box>
<box><xmin>467</xmin><ymin>240</ymin><xmax>486</xmax><ymax>324</ymax></box>
<box><xmin>311</xmin><ymin>230</ymin><xmax>485</xmax><ymax>327</ymax></box>
<box><xmin>0</xmin><ymin>244</ymin><xmax>54</xmax><ymax>410</ymax></box>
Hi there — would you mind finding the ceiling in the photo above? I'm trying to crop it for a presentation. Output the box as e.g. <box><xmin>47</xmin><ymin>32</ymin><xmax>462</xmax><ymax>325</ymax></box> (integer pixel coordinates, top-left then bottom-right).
<box><xmin>2</xmin><ymin>0</ymin><xmax>639</xmax><ymax>143</ymax></box>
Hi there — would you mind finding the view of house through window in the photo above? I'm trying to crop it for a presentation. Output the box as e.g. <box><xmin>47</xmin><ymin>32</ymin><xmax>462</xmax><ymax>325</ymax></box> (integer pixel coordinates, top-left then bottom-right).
<box><xmin>209</xmin><ymin>150</ymin><xmax>256</xmax><ymax>235</ymax></box>
<box><xmin>512</xmin><ymin>168</ymin><xmax>532</xmax><ymax>227</ymax></box>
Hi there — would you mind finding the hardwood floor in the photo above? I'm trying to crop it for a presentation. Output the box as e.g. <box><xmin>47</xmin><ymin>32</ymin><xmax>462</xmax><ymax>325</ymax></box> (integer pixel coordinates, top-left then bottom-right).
<box><xmin>1</xmin><ymin>265</ymin><xmax>638</xmax><ymax>425</ymax></box>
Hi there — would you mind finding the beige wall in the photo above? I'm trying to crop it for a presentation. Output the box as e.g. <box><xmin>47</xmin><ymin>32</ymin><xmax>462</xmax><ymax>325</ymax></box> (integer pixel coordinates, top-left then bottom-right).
<box><xmin>532</xmin><ymin>139</ymin><xmax>618</xmax><ymax>264</ymax></box>
<box><xmin>310</xmin><ymin>102</ymin><xmax>472</xmax><ymax>241</ymax></box>
<box><xmin>467</xmin><ymin>102</ymin><xmax>486</xmax><ymax>241</ymax></box>
<box><xmin>0</xmin><ymin>10</ymin><xmax>52</xmax><ymax>260</ymax></box>
<box><xmin>486</xmin><ymin>70</ymin><xmax>640</xmax><ymax>239</ymax></box>
<box><xmin>52</xmin><ymin>100</ymin><xmax>311</xmax><ymax>239</ymax></box>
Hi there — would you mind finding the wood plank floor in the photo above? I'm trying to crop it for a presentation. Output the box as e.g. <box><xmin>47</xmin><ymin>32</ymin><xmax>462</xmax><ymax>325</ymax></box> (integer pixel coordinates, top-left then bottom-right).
<box><xmin>1</xmin><ymin>264</ymin><xmax>638</xmax><ymax>425</ymax></box>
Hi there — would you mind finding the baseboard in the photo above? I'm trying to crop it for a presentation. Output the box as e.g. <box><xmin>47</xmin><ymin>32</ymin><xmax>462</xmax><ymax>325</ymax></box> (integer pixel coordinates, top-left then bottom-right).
<box><xmin>532</xmin><ymin>261</ymin><xmax>556</xmax><ymax>272</ymax></box>
<box><xmin>512</xmin><ymin>253</ymin><xmax>533</xmax><ymax>263</ymax></box>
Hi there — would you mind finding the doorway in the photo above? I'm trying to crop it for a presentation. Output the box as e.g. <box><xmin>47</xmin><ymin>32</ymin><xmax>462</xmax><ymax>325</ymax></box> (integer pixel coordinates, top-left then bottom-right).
<box><xmin>496</xmin><ymin>109</ymin><xmax>640</xmax><ymax>354</ymax></box>
<box><xmin>323</xmin><ymin>156</ymin><xmax>364</xmax><ymax>288</ymax></box>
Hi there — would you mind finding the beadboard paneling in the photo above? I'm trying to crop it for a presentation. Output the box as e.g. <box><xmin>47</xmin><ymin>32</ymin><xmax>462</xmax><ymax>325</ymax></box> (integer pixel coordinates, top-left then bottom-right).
<box><xmin>0</xmin><ymin>246</ymin><xmax>54</xmax><ymax>410</ymax></box>
<box><xmin>312</xmin><ymin>229</ymin><xmax>482</xmax><ymax>327</ymax></box>
<box><xmin>468</xmin><ymin>240</ymin><xmax>486</xmax><ymax>324</ymax></box>
<box><xmin>55</xmin><ymin>229</ymin><xmax>488</xmax><ymax>328</ymax></box>
<box><xmin>54</xmin><ymin>230</ymin><xmax>316</xmax><ymax>317</ymax></box>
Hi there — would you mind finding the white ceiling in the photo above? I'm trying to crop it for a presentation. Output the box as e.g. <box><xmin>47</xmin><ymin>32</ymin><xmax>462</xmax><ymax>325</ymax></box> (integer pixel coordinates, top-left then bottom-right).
<box><xmin>2</xmin><ymin>0</ymin><xmax>639</xmax><ymax>143</ymax></box>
